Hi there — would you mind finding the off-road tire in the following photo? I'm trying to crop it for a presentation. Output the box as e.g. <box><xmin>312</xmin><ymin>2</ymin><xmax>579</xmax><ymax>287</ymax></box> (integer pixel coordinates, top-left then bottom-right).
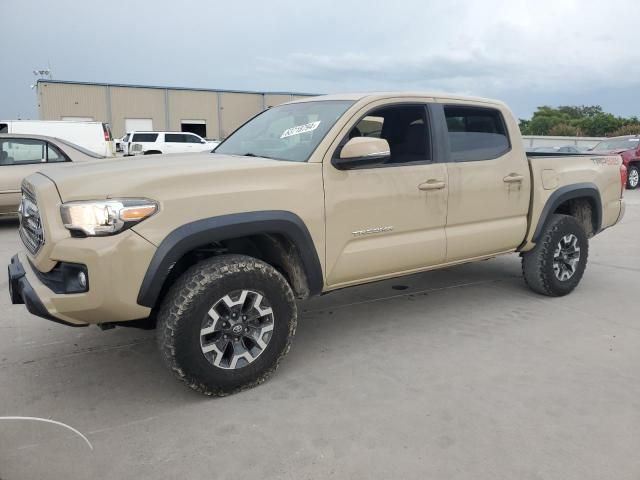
<box><xmin>157</xmin><ymin>254</ymin><xmax>297</xmax><ymax>396</ymax></box>
<box><xmin>522</xmin><ymin>214</ymin><xmax>588</xmax><ymax>297</ymax></box>
<box><xmin>627</xmin><ymin>165</ymin><xmax>639</xmax><ymax>190</ymax></box>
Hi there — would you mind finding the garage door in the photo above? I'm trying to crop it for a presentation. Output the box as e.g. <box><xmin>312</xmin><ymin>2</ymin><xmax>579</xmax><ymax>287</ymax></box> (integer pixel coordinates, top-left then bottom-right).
<box><xmin>125</xmin><ymin>118</ymin><xmax>153</xmax><ymax>132</ymax></box>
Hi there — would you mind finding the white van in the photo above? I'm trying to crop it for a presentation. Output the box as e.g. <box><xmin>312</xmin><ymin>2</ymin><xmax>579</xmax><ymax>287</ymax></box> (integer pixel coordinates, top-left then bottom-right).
<box><xmin>0</xmin><ymin>120</ymin><xmax>114</xmax><ymax>157</ymax></box>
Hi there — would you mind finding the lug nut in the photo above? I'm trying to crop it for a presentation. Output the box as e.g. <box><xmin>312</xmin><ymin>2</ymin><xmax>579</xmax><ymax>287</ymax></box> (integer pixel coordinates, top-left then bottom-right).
<box><xmin>242</xmin><ymin>315</ymin><xmax>247</xmax><ymax>320</ymax></box>
<box><xmin>223</xmin><ymin>334</ymin><xmax>228</xmax><ymax>339</ymax></box>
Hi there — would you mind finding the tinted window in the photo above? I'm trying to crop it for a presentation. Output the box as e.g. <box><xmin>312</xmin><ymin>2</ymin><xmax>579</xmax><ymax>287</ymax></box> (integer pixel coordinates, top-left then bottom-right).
<box><xmin>132</xmin><ymin>133</ymin><xmax>158</xmax><ymax>142</ymax></box>
<box><xmin>186</xmin><ymin>134</ymin><xmax>202</xmax><ymax>144</ymax></box>
<box><xmin>165</xmin><ymin>133</ymin><xmax>186</xmax><ymax>143</ymax></box>
<box><xmin>0</xmin><ymin>139</ymin><xmax>46</xmax><ymax>165</ymax></box>
<box><xmin>0</xmin><ymin>123</ymin><xmax>7</xmax><ymax>133</ymax></box>
<box><xmin>444</xmin><ymin>106</ymin><xmax>510</xmax><ymax>161</ymax></box>
<box><xmin>347</xmin><ymin>105</ymin><xmax>430</xmax><ymax>165</ymax></box>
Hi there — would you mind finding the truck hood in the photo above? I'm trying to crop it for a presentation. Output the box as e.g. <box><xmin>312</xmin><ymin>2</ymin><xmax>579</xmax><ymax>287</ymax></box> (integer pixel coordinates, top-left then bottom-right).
<box><xmin>39</xmin><ymin>152</ymin><xmax>311</xmax><ymax>201</ymax></box>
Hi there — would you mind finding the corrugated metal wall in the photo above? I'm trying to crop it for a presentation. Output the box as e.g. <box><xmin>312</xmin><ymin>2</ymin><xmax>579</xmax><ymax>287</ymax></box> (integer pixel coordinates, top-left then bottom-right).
<box><xmin>38</xmin><ymin>81</ymin><xmax>315</xmax><ymax>139</ymax></box>
<box><xmin>38</xmin><ymin>83</ymin><xmax>109</xmax><ymax>122</ymax></box>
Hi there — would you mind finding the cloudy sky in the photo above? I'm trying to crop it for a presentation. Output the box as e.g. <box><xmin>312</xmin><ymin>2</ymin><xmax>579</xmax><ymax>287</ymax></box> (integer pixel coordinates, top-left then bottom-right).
<box><xmin>1</xmin><ymin>0</ymin><xmax>638</xmax><ymax>120</ymax></box>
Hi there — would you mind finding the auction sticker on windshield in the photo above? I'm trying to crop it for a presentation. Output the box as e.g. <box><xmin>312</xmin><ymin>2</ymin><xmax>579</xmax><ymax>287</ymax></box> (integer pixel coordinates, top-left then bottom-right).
<box><xmin>281</xmin><ymin>121</ymin><xmax>321</xmax><ymax>139</ymax></box>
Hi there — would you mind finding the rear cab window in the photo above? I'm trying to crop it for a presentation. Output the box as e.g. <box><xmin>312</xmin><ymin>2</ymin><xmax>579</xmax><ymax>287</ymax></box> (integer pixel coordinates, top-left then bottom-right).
<box><xmin>444</xmin><ymin>106</ymin><xmax>510</xmax><ymax>161</ymax></box>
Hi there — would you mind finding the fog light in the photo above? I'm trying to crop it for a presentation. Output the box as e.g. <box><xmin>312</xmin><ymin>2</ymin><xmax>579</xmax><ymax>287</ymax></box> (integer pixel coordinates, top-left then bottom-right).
<box><xmin>77</xmin><ymin>271</ymin><xmax>87</xmax><ymax>289</ymax></box>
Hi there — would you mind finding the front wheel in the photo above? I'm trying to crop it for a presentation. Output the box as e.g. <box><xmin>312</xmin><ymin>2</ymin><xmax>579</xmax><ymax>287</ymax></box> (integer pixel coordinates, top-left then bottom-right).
<box><xmin>522</xmin><ymin>214</ymin><xmax>588</xmax><ymax>297</ymax></box>
<box><xmin>156</xmin><ymin>254</ymin><xmax>297</xmax><ymax>396</ymax></box>
<box><xmin>627</xmin><ymin>165</ymin><xmax>639</xmax><ymax>189</ymax></box>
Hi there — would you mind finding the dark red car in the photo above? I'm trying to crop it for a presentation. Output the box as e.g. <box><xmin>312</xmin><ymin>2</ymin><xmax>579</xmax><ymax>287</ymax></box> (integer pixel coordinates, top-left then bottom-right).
<box><xmin>591</xmin><ymin>135</ymin><xmax>640</xmax><ymax>189</ymax></box>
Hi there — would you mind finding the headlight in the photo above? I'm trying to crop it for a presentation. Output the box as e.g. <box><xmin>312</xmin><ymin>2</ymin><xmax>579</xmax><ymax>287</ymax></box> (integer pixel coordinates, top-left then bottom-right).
<box><xmin>60</xmin><ymin>199</ymin><xmax>158</xmax><ymax>236</ymax></box>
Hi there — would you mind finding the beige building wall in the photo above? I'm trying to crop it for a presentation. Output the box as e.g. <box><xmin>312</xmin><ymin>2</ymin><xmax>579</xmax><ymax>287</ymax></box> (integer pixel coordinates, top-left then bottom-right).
<box><xmin>109</xmin><ymin>87</ymin><xmax>166</xmax><ymax>135</ymax></box>
<box><xmin>219</xmin><ymin>92</ymin><xmax>263</xmax><ymax>138</ymax></box>
<box><xmin>167</xmin><ymin>90</ymin><xmax>219</xmax><ymax>139</ymax></box>
<box><xmin>37</xmin><ymin>81</ymin><xmax>316</xmax><ymax>139</ymax></box>
<box><xmin>264</xmin><ymin>94</ymin><xmax>293</xmax><ymax>108</ymax></box>
<box><xmin>38</xmin><ymin>82</ymin><xmax>109</xmax><ymax>122</ymax></box>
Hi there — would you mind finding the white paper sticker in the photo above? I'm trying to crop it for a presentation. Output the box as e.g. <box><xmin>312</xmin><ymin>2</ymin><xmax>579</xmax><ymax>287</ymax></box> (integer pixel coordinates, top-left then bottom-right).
<box><xmin>280</xmin><ymin>121</ymin><xmax>321</xmax><ymax>139</ymax></box>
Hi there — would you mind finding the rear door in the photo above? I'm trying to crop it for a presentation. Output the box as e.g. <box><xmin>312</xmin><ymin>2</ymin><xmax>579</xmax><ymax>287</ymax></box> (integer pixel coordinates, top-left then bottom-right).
<box><xmin>164</xmin><ymin>133</ymin><xmax>190</xmax><ymax>153</ymax></box>
<box><xmin>434</xmin><ymin>101</ymin><xmax>531</xmax><ymax>261</ymax></box>
<box><xmin>323</xmin><ymin>99</ymin><xmax>449</xmax><ymax>288</ymax></box>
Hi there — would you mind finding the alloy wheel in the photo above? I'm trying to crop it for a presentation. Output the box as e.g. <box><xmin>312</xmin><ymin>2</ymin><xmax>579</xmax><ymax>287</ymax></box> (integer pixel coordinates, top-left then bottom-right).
<box><xmin>200</xmin><ymin>289</ymin><xmax>275</xmax><ymax>369</ymax></box>
<box><xmin>553</xmin><ymin>234</ymin><xmax>581</xmax><ymax>281</ymax></box>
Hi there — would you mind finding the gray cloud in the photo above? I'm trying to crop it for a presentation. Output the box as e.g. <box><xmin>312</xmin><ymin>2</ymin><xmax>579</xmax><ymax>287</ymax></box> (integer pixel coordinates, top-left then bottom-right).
<box><xmin>1</xmin><ymin>0</ymin><xmax>639</xmax><ymax>119</ymax></box>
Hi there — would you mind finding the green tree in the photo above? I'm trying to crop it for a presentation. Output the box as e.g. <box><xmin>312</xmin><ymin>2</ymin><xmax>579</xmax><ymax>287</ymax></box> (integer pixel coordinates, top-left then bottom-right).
<box><xmin>520</xmin><ymin>105</ymin><xmax>639</xmax><ymax>137</ymax></box>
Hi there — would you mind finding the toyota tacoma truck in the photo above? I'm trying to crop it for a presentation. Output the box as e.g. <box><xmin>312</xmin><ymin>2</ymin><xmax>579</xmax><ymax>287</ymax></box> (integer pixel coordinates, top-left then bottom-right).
<box><xmin>7</xmin><ymin>93</ymin><xmax>626</xmax><ymax>396</ymax></box>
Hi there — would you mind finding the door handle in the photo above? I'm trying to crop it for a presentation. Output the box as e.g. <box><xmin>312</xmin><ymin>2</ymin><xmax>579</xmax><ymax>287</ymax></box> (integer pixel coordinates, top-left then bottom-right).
<box><xmin>418</xmin><ymin>180</ymin><xmax>446</xmax><ymax>191</ymax></box>
<box><xmin>503</xmin><ymin>174</ymin><xmax>524</xmax><ymax>183</ymax></box>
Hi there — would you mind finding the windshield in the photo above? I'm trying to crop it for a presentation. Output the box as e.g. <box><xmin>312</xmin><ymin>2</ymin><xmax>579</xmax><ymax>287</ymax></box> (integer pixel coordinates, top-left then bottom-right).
<box><xmin>215</xmin><ymin>100</ymin><xmax>354</xmax><ymax>162</ymax></box>
<box><xmin>592</xmin><ymin>138</ymin><xmax>639</xmax><ymax>151</ymax></box>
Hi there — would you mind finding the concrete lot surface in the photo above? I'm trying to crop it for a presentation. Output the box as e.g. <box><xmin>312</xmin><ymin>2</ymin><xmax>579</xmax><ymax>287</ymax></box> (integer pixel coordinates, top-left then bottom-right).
<box><xmin>1</xmin><ymin>192</ymin><xmax>639</xmax><ymax>480</ymax></box>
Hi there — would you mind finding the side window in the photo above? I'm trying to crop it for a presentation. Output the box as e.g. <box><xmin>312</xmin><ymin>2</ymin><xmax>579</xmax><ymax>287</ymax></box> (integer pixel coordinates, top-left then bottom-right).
<box><xmin>0</xmin><ymin>123</ymin><xmax>8</xmax><ymax>133</ymax></box>
<box><xmin>165</xmin><ymin>133</ymin><xmax>186</xmax><ymax>143</ymax></box>
<box><xmin>47</xmin><ymin>144</ymin><xmax>67</xmax><ymax>163</ymax></box>
<box><xmin>444</xmin><ymin>106</ymin><xmax>510</xmax><ymax>161</ymax></box>
<box><xmin>346</xmin><ymin>105</ymin><xmax>430</xmax><ymax>165</ymax></box>
<box><xmin>0</xmin><ymin>139</ymin><xmax>46</xmax><ymax>165</ymax></box>
<box><xmin>132</xmin><ymin>133</ymin><xmax>158</xmax><ymax>142</ymax></box>
<box><xmin>186</xmin><ymin>134</ymin><xmax>202</xmax><ymax>143</ymax></box>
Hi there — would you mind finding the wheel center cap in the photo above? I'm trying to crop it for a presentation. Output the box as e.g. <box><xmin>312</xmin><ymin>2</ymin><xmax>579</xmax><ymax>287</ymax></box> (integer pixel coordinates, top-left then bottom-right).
<box><xmin>231</xmin><ymin>324</ymin><xmax>243</xmax><ymax>334</ymax></box>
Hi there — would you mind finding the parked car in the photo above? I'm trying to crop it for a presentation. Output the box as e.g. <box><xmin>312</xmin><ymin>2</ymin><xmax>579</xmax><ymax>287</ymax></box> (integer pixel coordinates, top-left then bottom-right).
<box><xmin>0</xmin><ymin>120</ymin><xmax>114</xmax><ymax>157</ymax></box>
<box><xmin>590</xmin><ymin>135</ymin><xmax>640</xmax><ymax>189</ymax></box>
<box><xmin>124</xmin><ymin>131</ymin><xmax>219</xmax><ymax>156</ymax></box>
<box><xmin>8</xmin><ymin>92</ymin><xmax>625</xmax><ymax>396</ymax></box>
<box><xmin>0</xmin><ymin>133</ymin><xmax>105</xmax><ymax>216</ymax></box>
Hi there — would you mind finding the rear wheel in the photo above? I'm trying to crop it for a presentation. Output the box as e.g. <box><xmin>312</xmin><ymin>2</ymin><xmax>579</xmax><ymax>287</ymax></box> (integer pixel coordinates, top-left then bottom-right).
<box><xmin>627</xmin><ymin>165</ymin><xmax>639</xmax><ymax>189</ymax></box>
<box><xmin>157</xmin><ymin>254</ymin><xmax>297</xmax><ymax>396</ymax></box>
<box><xmin>522</xmin><ymin>214</ymin><xmax>588</xmax><ymax>297</ymax></box>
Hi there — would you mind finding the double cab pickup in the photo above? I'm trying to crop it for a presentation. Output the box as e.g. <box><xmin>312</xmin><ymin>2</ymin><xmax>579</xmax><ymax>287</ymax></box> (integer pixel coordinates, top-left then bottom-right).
<box><xmin>8</xmin><ymin>93</ymin><xmax>626</xmax><ymax>395</ymax></box>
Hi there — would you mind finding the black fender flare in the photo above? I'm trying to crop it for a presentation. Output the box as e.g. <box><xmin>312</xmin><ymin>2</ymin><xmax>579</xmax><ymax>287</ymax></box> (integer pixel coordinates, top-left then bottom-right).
<box><xmin>531</xmin><ymin>182</ymin><xmax>602</xmax><ymax>242</ymax></box>
<box><xmin>137</xmin><ymin>211</ymin><xmax>323</xmax><ymax>307</ymax></box>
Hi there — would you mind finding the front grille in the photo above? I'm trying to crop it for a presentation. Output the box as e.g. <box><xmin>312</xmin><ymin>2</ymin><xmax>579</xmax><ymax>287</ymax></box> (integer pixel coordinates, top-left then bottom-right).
<box><xmin>18</xmin><ymin>187</ymin><xmax>45</xmax><ymax>255</ymax></box>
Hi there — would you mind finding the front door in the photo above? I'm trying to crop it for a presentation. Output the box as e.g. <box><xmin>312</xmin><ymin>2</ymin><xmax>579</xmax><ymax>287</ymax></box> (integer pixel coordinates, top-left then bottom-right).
<box><xmin>323</xmin><ymin>102</ymin><xmax>448</xmax><ymax>288</ymax></box>
<box><xmin>437</xmin><ymin>102</ymin><xmax>531</xmax><ymax>261</ymax></box>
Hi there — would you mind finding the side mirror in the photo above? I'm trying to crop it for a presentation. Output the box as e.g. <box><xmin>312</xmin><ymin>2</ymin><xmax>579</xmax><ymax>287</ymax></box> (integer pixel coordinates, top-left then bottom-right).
<box><xmin>333</xmin><ymin>137</ymin><xmax>391</xmax><ymax>170</ymax></box>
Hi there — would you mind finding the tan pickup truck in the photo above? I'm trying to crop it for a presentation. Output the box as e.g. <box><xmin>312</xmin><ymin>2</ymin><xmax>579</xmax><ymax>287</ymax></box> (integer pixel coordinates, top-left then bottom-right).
<box><xmin>8</xmin><ymin>93</ymin><xmax>626</xmax><ymax>395</ymax></box>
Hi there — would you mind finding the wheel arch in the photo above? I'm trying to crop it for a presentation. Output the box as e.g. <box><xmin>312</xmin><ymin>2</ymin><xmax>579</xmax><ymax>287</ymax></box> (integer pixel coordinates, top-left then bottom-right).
<box><xmin>532</xmin><ymin>183</ymin><xmax>602</xmax><ymax>242</ymax></box>
<box><xmin>136</xmin><ymin>211</ymin><xmax>323</xmax><ymax>308</ymax></box>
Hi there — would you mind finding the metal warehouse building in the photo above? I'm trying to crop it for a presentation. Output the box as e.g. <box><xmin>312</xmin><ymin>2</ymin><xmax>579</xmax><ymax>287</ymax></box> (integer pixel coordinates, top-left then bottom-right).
<box><xmin>36</xmin><ymin>80</ymin><xmax>316</xmax><ymax>140</ymax></box>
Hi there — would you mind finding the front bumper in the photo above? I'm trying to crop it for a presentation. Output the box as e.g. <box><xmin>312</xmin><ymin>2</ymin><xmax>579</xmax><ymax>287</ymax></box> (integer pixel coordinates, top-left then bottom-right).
<box><xmin>8</xmin><ymin>255</ymin><xmax>81</xmax><ymax>326</ymax></box>
<box><xmin>8</xmin><ymin>229</ymin><xmax>157</xmax><ymax>326</ymax></box>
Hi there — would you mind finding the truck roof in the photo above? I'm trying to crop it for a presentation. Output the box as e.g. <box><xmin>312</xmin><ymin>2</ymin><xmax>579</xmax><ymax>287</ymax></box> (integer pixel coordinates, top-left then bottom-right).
<box><xmin>286</xmin><ymin>92</ymin><xmax>506</xmax><ymax>107</ymax></box>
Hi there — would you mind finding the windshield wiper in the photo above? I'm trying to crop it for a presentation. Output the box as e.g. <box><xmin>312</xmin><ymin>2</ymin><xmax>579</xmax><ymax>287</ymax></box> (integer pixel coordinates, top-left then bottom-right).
<box><xmin>243</xmin><ymin>152</ymin><xmax>275</xmax><ymax>160</ymax></box>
